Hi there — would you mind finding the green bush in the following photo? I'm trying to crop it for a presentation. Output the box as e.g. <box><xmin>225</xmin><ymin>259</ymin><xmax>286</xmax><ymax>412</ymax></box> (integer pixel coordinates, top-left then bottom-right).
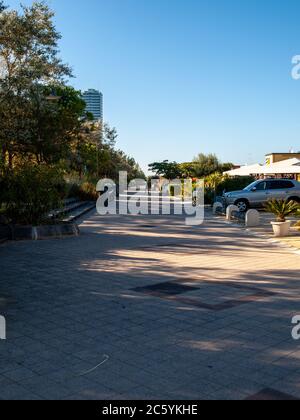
<box><xmin>204</xmin><ymin>172</ymin><xmax>224</xmax><ymax>204</ymax></box>
<box><xmin>78</xmin><ymin>182</ymin><xmax>98</xmax><ymax>201</ymax></box>
<box><xmin>0</xmin><ymin>164</ymin><xmax>66</xmax><ymax>225</ymax></box>
<box><xmin>67</xmin><ymin>183</ymin><xmax>81</xmax><ymax>199</ymax></box>
<box><xmin>202</xmin><ymin>174</ymin><xmax>255</xmax><ymax>205</ymax></box>
<box><xmin>67</xmin><ymin>182</ymin><xmax>98</xmax><ymax>201</ymax></box>
<box><xmin>216</xmin><ymin>176</ymin><xmax>255</xmax><ymax>195</ymax></box>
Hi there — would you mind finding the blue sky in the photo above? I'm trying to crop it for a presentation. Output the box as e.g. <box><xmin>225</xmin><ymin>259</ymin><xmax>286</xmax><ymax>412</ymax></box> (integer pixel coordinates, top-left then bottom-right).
<box><xmin>7</xmin><ymin>0</ymin><xmax>300</xmax><ymax>172</ymax></box>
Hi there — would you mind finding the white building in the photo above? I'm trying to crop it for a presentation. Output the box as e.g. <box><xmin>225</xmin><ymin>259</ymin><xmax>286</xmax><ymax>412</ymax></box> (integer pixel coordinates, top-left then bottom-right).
<box><xmin>82</xmin><ymin>89</ymin><xmax>103</xmax><ymax>121</ymax></box>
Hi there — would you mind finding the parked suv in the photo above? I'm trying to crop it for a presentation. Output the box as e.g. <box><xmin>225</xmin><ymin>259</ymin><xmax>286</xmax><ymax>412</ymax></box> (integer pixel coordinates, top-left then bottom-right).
<box><xmin>223</xmin><ymin>179</ymin><xmax>300</xmax><ymax>212</ymax></box>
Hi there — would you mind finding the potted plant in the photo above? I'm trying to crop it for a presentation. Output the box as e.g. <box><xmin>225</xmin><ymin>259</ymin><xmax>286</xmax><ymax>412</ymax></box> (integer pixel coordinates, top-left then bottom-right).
<box><xmin>265</xmin><ymin>199</ymin><xmax>299</xmax><ymax>237</ymax></box>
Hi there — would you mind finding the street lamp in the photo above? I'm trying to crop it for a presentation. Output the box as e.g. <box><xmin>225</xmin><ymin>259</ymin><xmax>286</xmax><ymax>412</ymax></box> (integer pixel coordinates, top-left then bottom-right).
<box><xmin>45</xmin><ymin>92</ymin><xmax>61</xmax><ymax>102</ymax></box>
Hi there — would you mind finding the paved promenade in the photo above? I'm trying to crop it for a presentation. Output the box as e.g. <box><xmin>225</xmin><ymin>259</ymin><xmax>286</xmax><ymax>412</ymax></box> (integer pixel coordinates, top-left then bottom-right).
<box><xmin>0</xmin><ymin>210</ymin><xmax>300</xmax><ymax>400</ymax></box>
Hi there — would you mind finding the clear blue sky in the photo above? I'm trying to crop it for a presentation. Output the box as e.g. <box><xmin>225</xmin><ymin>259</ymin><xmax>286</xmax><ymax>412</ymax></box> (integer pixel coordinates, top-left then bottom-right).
<box><xmin>7</xmin><ymin>0</ymin><xmax>300</xmax><ymax>172</ymax></box>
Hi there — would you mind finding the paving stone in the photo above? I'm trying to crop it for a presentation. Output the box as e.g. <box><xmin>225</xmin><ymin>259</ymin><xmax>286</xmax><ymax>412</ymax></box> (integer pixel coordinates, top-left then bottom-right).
<box><xmin>0</xmin><ymin>210</ymin><xmax>300</xmax><ymax>399</ymax></box>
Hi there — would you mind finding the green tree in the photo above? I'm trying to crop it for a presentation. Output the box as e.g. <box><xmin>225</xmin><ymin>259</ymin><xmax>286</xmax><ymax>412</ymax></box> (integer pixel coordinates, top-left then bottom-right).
<box><xmin>0</xmin><ymin>2</ymin><xmax>72</xmax><ymax>168</ymax></box>
<box><xmin>103</xmin><ymin>123</ymin><xmax>118</xmax><ymax>148</ymax></box>
<box><xmin>178</xmin><ymin>162</ymin><xmax>196</xmax><ymax>178</ymax></box>
<box><xmin>33</xmin><ymin>85</ymin><xmax>86</xmax><ymax>164</ymax></box>
<box><xmin>221</xmin><ymin>162</ymin><xmax>234</xmax><ymax>172</ymax></box>
<box><xmin>149</xmin><ymin>160</ymin><xmax>181</xmax><ymax>179</ymax></box>
<box><xmin>0</xmin><ymin>1</ymin><xmax>6</xmax><ymax>12</ymax></box>
<box><xmin>70</xmin><ymin>120</ymin><xmax>145</xmax><ymax>182</ymax></box>
<box><xmin>193</xmin><ymin>153</ymin><xmax>221</xmax><ymax>177</ymax></box>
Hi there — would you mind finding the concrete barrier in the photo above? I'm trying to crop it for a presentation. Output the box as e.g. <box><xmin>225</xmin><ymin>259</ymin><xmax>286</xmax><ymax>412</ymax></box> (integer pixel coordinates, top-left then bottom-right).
<box><xmin>226</xmin><ymin>205</ymin><xmax>239</xmax><ymax>221</ymax></box>
<box><xmin>213</xmin><ymin>202</ymin><xmax>223</xmax><ymax>215</ymax></box>
<box><xmin>245</xmin><ymin>209</ymin><xmax>260</xmax><ymax>227</ymax></box>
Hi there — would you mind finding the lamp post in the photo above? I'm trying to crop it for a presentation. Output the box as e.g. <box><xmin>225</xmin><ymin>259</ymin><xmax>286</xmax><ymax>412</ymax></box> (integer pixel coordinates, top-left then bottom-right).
<box><xmin>45</xmin><ymin>91</ymin><xmax>61</xmax><ymax>102</ymax></box>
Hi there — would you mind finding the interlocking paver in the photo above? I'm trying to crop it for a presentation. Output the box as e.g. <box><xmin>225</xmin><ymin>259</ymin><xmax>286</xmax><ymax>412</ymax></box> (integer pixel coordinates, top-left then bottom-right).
<box><xmin>0</xmin><ymin>209</ymin><xmax>300</xmax><ymax>400</ymax></box>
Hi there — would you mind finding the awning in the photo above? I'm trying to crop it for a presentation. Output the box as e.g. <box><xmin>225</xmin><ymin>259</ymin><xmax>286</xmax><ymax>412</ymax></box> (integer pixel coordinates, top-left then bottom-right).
<box><xmin>257</xmin><ymin>158</ymin><xmax>300</xmax><ymax>175</ymax></box>
<box><xmin>224</xmin><ymin>159</ymin><xmax>300</xmax><ymax>176</ymax></box>
<box><xmin>224</xmin><ymin>164</ymin><xmax>263</xmax><ymax>177</ymax></box>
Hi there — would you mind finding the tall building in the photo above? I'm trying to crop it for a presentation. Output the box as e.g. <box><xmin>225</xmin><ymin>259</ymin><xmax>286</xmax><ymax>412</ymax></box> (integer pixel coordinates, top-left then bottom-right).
<box><xmin>82</xmin><ymin>89</ymin><xmax>103</xmax><ymax>121</ymax></box>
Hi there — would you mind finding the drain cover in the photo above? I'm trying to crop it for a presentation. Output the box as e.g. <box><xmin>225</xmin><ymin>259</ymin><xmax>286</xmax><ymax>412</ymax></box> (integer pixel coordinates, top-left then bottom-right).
<box><xmin>133</xmin><ymin>282</ymin><xmax>198</xmax><ymax>296</ymax></box>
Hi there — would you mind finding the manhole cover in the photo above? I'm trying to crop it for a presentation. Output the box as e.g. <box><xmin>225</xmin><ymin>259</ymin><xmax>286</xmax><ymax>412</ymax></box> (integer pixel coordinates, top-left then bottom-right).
<box><xmin>132</xmin><ymin>280</ymin><xmax>274</xmax><ymax>311</ymax></box>
<box><xmin>133</xmin><ymin>282</ymin><xmax>199</xmax><ymax>296</ymax></box>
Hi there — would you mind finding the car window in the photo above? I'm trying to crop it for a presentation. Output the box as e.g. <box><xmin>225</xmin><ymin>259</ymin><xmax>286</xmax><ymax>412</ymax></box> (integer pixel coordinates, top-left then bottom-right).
<box><xmin>255</xmin><ymin>182</ymin><xmax>266</xmax><ymax>191</ymax></box>
<box><xmin>266</xmin><ymin>181</ymin><xmax>280</xmax><ymax>190</ymax></box>
<box><xmin>267</xmin><ymin>180</ymin><xmax>294</xmax><ymax>190</ymax></box>
<box><xmin>244</xmin><ymin>181</ymin><xmax>258</xmax><ymax>191</ymax></box>
<box><xmin>280</xmin><ymin>181</ymin><xmax>294</xmax><ymax>189</ymax></box>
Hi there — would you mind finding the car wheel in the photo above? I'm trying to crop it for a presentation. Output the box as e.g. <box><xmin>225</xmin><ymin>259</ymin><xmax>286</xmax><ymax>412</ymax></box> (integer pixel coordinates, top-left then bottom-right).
<box><xmin>234</xmin><ymin>199</ymin><xmax>249</xmax><ymax>212</ymax></box>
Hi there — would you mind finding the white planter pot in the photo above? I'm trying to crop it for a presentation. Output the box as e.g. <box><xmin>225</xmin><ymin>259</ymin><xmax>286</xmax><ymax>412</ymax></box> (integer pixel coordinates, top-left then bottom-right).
<box><xmin>271</xmin><ymin>221</ymin><xmax>291</xmax><ymax>237</ymax></box>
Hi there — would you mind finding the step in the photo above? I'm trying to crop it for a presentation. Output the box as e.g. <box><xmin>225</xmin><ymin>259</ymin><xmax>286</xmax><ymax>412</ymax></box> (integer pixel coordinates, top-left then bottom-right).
<box><xmin>63</xmin><ymin>202</ymin><xmax>96</xmax><ymax>223</ymax></box>
<box><xmin>49</xmin><ymin>200</ymin><xmax>90</xmax><ymax>220</ymax></box>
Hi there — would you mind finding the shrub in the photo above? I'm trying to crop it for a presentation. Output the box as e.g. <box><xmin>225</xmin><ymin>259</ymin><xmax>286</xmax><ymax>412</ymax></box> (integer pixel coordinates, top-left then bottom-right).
<box><xmin>78</xmin><ymin>182</ymin><xmax>98</xmax><ymax>201</ymax></box>
<box><xmin>216</xmin><ymin>176</ymin><xmax>255</xmax><ymax>195</ymax></box>
<box><xmin>66</xmin><ymin>181</ymin><xmax>98</xmax><ymax>201</ymax></box>
<box><xmin>202</xmin><ymin>174</ymin><xmax>255</xmax><ymax>205</ymax></box>
<box><xmin>0</xmin><ymin>164</ymin><xmax>66</xmax><ymax>225</ymax></box>
<box><xmin>204</xmin><ymin>172</ymin><xmax>224</xmax><ymax>204</ymax></box>
<box><xmin>67</xmin><ymin>183</ymin><xmax>81</xmax><ymax>199</ymax></box>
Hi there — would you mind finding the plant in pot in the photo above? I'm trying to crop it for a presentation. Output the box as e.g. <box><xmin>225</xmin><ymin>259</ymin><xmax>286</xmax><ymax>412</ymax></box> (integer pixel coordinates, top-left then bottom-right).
<box><xmin>265</xmin><ymin>199</ymin><xmax>299</xmax><ymax>237</ymax></box>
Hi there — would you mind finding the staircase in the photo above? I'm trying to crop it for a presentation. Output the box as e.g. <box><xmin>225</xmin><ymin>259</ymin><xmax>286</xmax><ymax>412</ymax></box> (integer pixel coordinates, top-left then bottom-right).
<box><xmin>50</xmin><ymin>198</ymin><xmax>96</xmax><ymax>223</ymax></box>
<box><xmin>0</xmin><ymin>199</ymin><xmax>96</xmax><ymax>243</ymax></box>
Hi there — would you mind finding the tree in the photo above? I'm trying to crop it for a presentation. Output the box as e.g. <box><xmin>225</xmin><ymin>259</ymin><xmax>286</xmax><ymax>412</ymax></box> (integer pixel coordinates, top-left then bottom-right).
<box><xmin>103</xmin><ymin>123</ymin><xmax>118</xmax><ymax>148</ymax></box>
<box><xmin>221</xmin><ymin>162</ymin><xmax>234</xmax><ymax>173</ymax></box>
<box><xmin>178</xmin><ymin>162</ymin><xmax>197</xmax><ymax>178</ymax></box>
<box><xmin>0</xmin><ymin>2</ymin><xmax>71</xmax><ymax>91</ymax></box>
<box><xmin>30</xmin><ymin>85</ymin><xmax>86</xmax><ymax>164</ymax></box>
<box><xmin>0</xmin><ymin>1</ymin><xmax>146</xmax><ymax>222</ymax></box>
<box><xmin>70</xmin><ymin>120</ymin><xmax>145</xmax><ymax>182</ymax></box>
<box><xmin>148</xmin><ymin>160</ymin><xmax>181</xmax><ymax>179</ymax></box>
<box><xmin>193</xmin><ymin>153</ymin><xmax>221</xmax><ymax>177</ymax></box>
<box><xmin>0</xmin><ymin>2</ymin><xmax>6</xmax><ymax>13</ymax></box>
<box><xmin>0</xmin><ymin>2</ymin><xmax>72</xmax><ymax>168</ymax></box>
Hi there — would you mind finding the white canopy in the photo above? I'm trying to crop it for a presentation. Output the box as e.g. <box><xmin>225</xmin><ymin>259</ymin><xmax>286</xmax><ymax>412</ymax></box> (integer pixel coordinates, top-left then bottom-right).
<box><xmin>256</xmin><ymin>158</ymin><xmax>300</xmax><ymax>175</ymax></box>
<box><xmin>224</xmin><ymin>158</ymin><xmax>300</xmax><ymax>176</ymax></box>
<box><xmin>224</xmin><ymin>164</ymin><xmax>263</xmax><ymax>177</ymax></box>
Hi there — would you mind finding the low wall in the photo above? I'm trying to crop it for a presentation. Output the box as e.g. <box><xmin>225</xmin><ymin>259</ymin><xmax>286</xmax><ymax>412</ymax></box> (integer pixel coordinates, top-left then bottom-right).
<box><xmin>0</xmin><ymin>225</ymin><xmax>12</xmax><ymax>243</ymax></box>
<box><xmin>0</xmin><ymin>223</ymin><xmax>79</xmax><ymax>242</ymax></box>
